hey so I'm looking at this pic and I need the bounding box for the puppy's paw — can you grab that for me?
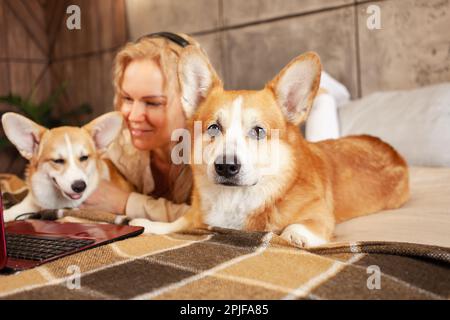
[280,224,327,248]
[129,218,171,235]
[3,214,14,223]
[3,210,18,223]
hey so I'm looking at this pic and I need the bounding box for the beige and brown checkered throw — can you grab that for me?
[1,174,449,299]
[1,227,449,300]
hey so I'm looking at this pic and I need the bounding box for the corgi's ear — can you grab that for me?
[1,112,47,160]
[267,52,322,125]
[83,112,123,152]
[178,47,222,119]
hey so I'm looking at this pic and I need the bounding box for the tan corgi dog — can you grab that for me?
[1,112,133,222]
[130,49,409,247]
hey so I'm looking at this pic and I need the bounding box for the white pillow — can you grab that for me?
[339,83,450,167]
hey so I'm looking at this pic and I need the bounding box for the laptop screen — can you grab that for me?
[0,189,7,269]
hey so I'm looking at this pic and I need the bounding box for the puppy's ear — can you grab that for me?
[267,52,322,125]
[83,112,123,152]
[178,47,222,119]
[1,112,47,160]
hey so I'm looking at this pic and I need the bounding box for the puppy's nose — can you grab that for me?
[71,180,86,193]
[214,155,241,178]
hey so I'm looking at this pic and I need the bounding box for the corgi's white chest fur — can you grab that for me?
[200,184,268,229]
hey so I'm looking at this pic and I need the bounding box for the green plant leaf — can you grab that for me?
[0,94,25,111]
[0,136,12,150]
[0,93,42,121]
[1,82,94,131]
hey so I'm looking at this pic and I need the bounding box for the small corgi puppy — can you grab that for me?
[1,112,133,222]
[130,49,409,247]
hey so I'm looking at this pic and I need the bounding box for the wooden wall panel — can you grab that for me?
[52,0,126,59]
[4,2,33,60]
[1,0,49,98]
[101,52,116,113]
[49,0,128,119]
[8,63,31,96]
[0,0,49,101]
[0,0,55,174]
[4,0,48,58]
[24,0,46,28]
[29,64,52,105]
[50,50,118,120]
[98,0,114,50]
[0,63,10,96]
[0,1,7,59]
[113,0,128,44]
[45,0,67,54]
[50,59,88,118]
[0,1,10,111]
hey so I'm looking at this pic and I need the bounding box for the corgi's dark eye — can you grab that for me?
[207,124,221,137]
[79,155,89,162]
[52,159,65,164]
[249,126,266,140]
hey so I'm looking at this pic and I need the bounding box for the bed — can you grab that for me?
[0,165,449,300]
[334,166,450,248]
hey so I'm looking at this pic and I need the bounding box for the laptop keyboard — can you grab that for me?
[5,233,95,262]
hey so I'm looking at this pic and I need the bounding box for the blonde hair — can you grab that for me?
[112,33,204,204]
[113,33,203,111]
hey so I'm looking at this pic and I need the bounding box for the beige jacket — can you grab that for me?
[105,128,192,222]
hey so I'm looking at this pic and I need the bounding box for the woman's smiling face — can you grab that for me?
[120,58,178,151]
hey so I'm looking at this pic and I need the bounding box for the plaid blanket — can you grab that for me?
[0,228,449,300]
[1,174,449,300]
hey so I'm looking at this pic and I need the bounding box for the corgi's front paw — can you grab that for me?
[280,224,327,248]
[3,214,14,223]
[3,209,19,223]
[129,218,171,235]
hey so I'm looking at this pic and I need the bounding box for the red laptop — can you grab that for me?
[0,188,144,271]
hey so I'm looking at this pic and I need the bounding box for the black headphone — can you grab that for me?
[137,31,190,48]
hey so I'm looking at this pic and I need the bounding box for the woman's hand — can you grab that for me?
[80,180,130,214]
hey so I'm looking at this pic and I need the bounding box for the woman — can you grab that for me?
[82,33,203,222]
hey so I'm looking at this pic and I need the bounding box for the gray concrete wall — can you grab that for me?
[126,0,450,98]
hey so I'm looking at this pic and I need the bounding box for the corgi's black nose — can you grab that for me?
[71,180,86,193]
[214,156,241,178]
